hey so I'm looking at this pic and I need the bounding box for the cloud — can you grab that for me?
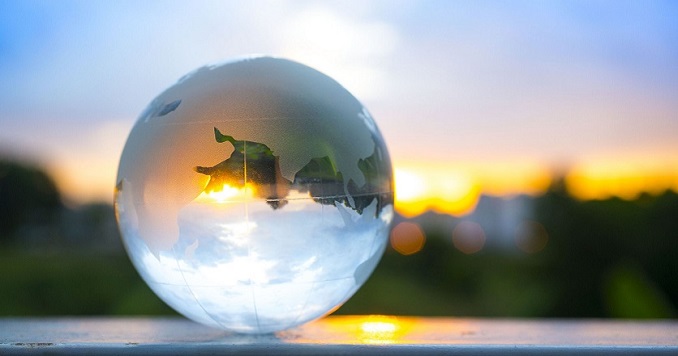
[0,1,676,203]
[270,5,399,102]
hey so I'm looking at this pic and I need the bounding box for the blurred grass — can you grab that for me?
[0,249,175,316]
[1,244,555,318]
[339,240,557,317]
[0,244,675,318]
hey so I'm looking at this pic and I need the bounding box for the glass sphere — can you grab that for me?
[114,57,394,334]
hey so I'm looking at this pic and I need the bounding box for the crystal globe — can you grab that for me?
[114,57,394,334]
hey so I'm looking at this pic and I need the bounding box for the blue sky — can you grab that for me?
[1,0,677,203]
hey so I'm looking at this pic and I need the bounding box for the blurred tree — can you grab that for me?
[535,178,677,318]
[0,159,62,244]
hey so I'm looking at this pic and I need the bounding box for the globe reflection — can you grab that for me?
[115,57,393,333]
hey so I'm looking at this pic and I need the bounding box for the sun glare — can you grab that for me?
[394,166,480,217]
[356,316,409,344]
[394,169,426,202]
[360,320,398,333]
[196,183,255,203]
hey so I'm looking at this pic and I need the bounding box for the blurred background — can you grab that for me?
[1,0,677,318]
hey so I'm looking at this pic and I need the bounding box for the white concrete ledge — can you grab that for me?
[1,316,677,355]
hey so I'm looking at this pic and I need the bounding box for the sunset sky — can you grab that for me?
[1,1,677,216]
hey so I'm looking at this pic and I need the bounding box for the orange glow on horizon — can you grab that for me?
[566,158,678,200]
[393,162,550,217]
[392,158,677,217]
[394,167,480,217]
[47,154,677,209]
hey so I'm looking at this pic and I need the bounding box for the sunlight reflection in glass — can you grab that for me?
[195,183,256,203]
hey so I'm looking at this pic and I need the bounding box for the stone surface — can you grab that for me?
[1,316,677,355]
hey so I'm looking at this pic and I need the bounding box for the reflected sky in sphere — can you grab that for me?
[114,57,394,333]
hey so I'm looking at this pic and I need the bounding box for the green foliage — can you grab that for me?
[338,237,556,317]
[0,250,175,316]
[533,187,678,318]
[603,263,675,318]
[0,160,61,243]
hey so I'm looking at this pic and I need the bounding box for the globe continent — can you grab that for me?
[115,57,394,333]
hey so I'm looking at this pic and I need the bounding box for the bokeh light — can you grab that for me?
[514,220,549,254]
[389,221,426,256]
[452,221,486,255]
